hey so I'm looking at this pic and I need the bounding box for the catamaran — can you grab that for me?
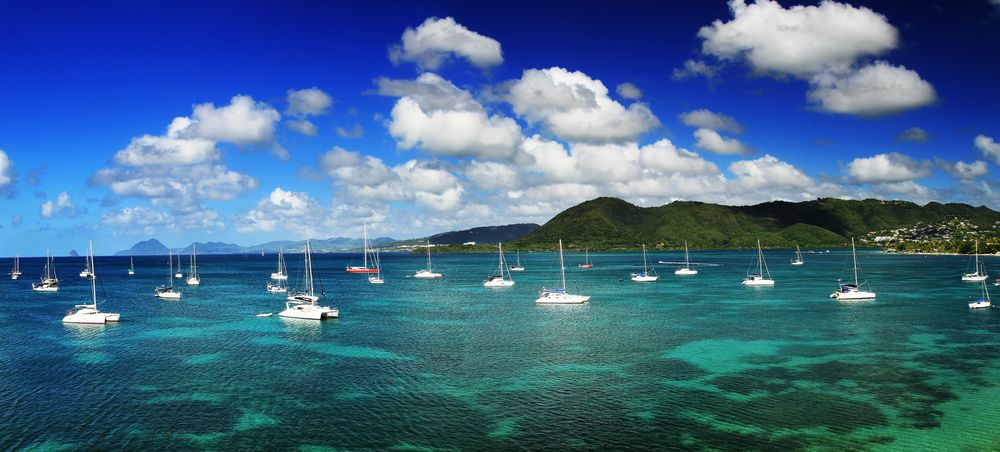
[630,244,659,282]
[174,252,183,279]
[186,244,200,285]
[267,248,289,293]
[962,240,988,282]
[32,252,59,292]
[791,245,805,266]
[128,256,135,275]
[536,239,590,304]
[63,241,120,324]
[346,222,379,273]
[742,239,775,286]
[509,250,525,272]
[674,241,698,275]
[79,247,94,278]
[830,238,876,300]
[970,277,992,309]
[368,248,385,284]
[414,239,442,279]
[9,253,21,280]
[155,250,182,299]
[578,248,594,268]
[280,238,338,320]
[484,242,515,287]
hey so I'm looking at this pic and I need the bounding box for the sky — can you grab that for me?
[2,0,1000,255]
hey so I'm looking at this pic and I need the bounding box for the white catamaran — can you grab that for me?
[63,241,120,324]
[742,239,775,286]
[536,239,590,304]
[674,241,698,275]
[10,253,21,280]
[414,239,442,279]
[484,242,515,287]
[155,250,182,299]
[830,238,876,301]
[962,240,988,282]
[267,248,288,293]
[280,238,338,320]
[791,245,805,266]
[186,244,200,285]
[630,244,659,282]
[32,252,59,292]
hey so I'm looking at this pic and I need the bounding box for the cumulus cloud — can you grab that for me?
[191,95,281,145]
[506,67,660,143]
[389,17,503,70]
[91,164,258,211]
[236,187,323,233]
[679,109,744,134]
[41,191,77,218]
[335,124,364,139]
[672,59,718,80]
[377,73,521,160]
[286,119,318,136]
[937,158,988,179]
[975,134,1000,165]
[286,87,333,117]
[897,127,930,143]
[729,154,812,190]
[693,128,751,155]
[102,206,222,234]
[807,62,937,116]
[616,82,643,100]
[847,152,932,183]
[0,149,13,197]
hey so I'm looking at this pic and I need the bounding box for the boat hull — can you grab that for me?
[414,271,442,279]
[630,275,659,282]
[346,267,379,273]
[484,279,515,287]
[368,277,385,284]
[155,289,182,299]
[279,303,339,320]
[791,261,804,266]
[674,268,698,275]
[962,274,988,282]
[742,279,775,286]
[186,277,200,285]
[32,284,59,292]
[535,291,590,304]
[831,291,876,300]
[578,264,593,269]
[509,266,525,272]
[270,273,288,280]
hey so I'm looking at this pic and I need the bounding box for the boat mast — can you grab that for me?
[498,242,505,276]
[305,239,314,299]
[363,222,369,268]
[559,239,566,291]
[976,240,981,275]
[89,241,97,307]
[642,244,648,273]
[426,239,432,272]
[168,250,174,287]
[684,242,690,268]
[852,237,859,286]
[757,239,763,275]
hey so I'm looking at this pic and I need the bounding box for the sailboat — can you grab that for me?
[536,239,590,304]
[962,240,988,282]
[674,241,698,275]
[969,278,992,309]
[414,239,442,279]
[174,252,183,279]
[79,247,94,278]
[509,250,525,272]
[346,222,379,273]
[32,252,59,292]
[742,239,775,286]
[630,244,659,282]
[267,248,289,293]
[128,256,135,275]
[186,244,200,285]
[155,250,182,299]
[578,248,594,268]
[63,241,120,324]
[9,253,21,280]
[791,245,805,266]
[484,242,515,287]
[368,248,385,284]
[280,238,338,319]
[830,238,876,300]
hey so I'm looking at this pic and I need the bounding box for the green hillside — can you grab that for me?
[511,197,1000,251]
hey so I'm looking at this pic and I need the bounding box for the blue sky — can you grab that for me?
[2,0,1000,255]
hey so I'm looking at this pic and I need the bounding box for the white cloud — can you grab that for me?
[729,154,812,190]
[847,152,932,183]
[897,127,930,143]
[389,17,503,70]
[286,119,317,136]
[0,149,13,188]
[114,134,218,166]
[236,187,322,233]
[679,109,744,134]
[285,87,333,117]
[672,59,717,80]
[41,191,76,218]
[937,159,988,179]
[698,0,897,77]
[975,134,1000,165]
[638,139,720,175]
[506,67,660,143]
[807,62,937,116]
[464,161,520,190]
[616,82,643,100]
[320,147,395,186]
[91,164,258,211]
[378,73,521,160]
[335,124,364,139]
[191,95,281,145]
[873,180,934,200]
[693,128,751,155]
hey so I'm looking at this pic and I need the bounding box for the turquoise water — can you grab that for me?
[3,249,1000,450]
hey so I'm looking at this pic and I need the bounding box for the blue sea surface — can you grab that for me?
[3,249,1000,450]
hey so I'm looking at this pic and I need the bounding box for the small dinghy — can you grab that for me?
[256,312,273,317]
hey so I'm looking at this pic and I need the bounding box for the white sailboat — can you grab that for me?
[63,241,120,324]
[346,222,379,274]
[174,252,183,279]
[830,238,876,300]
[155,250,182,299]
[962,240,988,282]
[742,239,775,286]
[536,239,590,304]
[186,244,200,285]
[280,238,338,320]
[484,242,515,287]
[509,250,525,272]
[414,239,442,279]
[368,248,385,284]
[578,248,594,268]
[630,244,659,282]
[9,253,21,280]
[79,247,94,279]
[267,248,289,293]
[674,241,698,275]
[128,256,135,275]
[791,245,805,266]
[32,252,59,292]
[969,278,992,309]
